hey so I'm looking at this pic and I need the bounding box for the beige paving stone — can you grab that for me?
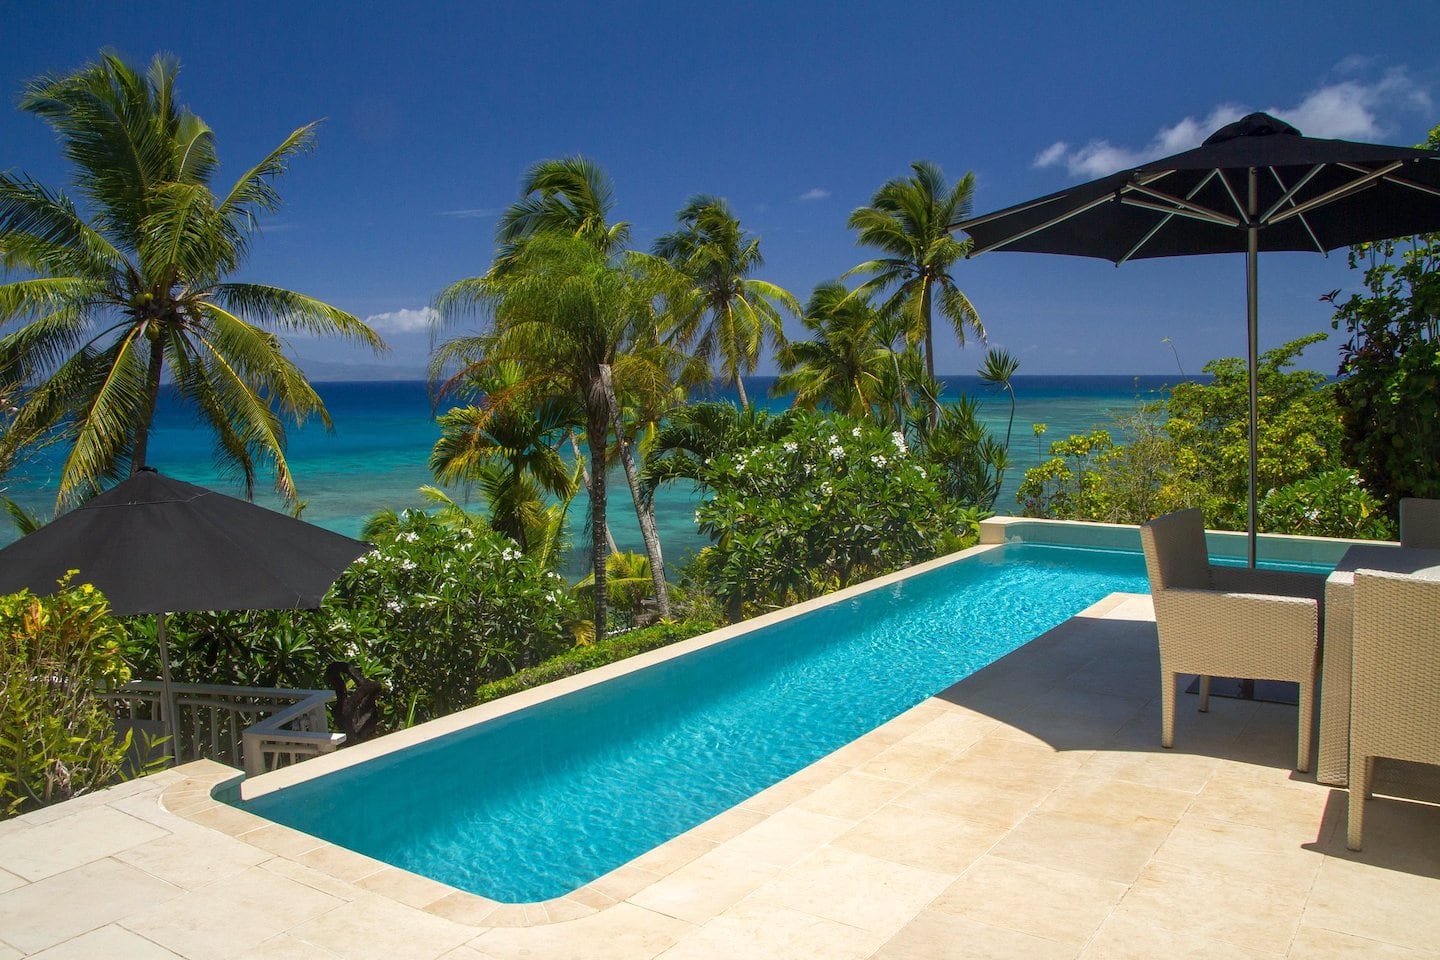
[1114,859,1307,956]
[239,822,327,859]
[992,688,1149,751]
[832,803,1007,874]
[586,862,667,902]
[28,924,184,959]
[1081,907,1283,959]
[930,855,1126,945]
[716,806,850,870]
[1037,774,1197,826]
[656,900,883,960]
[870,908,1076,960]
[856,739,962,784]
[1078,745,1219,794]
[231,934,344,959]
[686,806,766,844]
[0,943,19,960]
[793,770,909,821]
[0,805,168,881]
[434,946,490,960]
[293,843,390,884]
[115,828,270,889]
[898,710,997,753]
[629,845,782,925]
[471,902,692,960]
[0,867,24,894]
[755,844,951,937]
[989,810,1175,885]
[542,897,596,922]
[1288,924,1431,958]
[566,884,619,911]
[289,893,476,960]
[894,771,1049,830]
[627,832,717,878]
[1187,773,1332,835]
[259,854,367,901]
[353,865,456,910]
[1151,815,1325,891]
[185,801,270,837]
[423,891,502,926]
[1302,856,1440,954]
[122,863,344,960]
[739,775,816,815]
[0,858,180,954]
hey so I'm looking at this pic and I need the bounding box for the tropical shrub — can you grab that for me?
[0,579,136,817]
[688,413,973,619]
[1259,469,1396,541]
[141,510,578,727]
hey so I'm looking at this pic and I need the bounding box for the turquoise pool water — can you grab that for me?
[239,543,1151,902]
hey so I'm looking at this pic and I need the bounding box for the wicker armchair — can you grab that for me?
[1399,498,1440,549]
[1139,509,1325,771]
[1347,569,1440,850]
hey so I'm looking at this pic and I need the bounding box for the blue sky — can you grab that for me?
[3,1,1437,378]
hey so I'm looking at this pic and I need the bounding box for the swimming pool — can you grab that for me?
[238,542,1150,902]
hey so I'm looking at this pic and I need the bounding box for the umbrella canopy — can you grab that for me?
[0,468,371,614]
[953,112,1440,561]
[0,468,372,757]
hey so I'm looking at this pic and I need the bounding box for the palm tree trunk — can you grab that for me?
[568,432,619,555]
[130,333,166,474]
[734,373,749,409]
[600,364,672,620]
[921,281,939,430]
[583,404,609,640]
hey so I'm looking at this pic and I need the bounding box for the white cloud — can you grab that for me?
[1037,64,1432,178]
[439,207,499,218]
[1033,141,1068,168]
[798,187,830,201]
[364,306,438,334]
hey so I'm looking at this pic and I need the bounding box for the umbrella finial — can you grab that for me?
[1203,112,1302,146]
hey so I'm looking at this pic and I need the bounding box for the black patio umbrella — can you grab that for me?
[0,468,372,750]
[954,112,1440,562]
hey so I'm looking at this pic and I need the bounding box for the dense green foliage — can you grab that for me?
[0,52,382,509]
[473,618,719,706]
[685,413,977,618]
[133,511,577,727]
[1329,130,1440,511]
[1017,336,1371,537]
[1,579,139,816]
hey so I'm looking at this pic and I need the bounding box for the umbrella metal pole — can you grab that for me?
[158,612,179,765]
[1246,168,1260,568]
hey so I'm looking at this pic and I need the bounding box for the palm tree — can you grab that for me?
[774,283,898,419]
[494,156,631,270]
[434,232,664,638]
[652,196,799,407]
[0,52,383,508]
[429,363,578,554]
[977,348,1020,448]
[846,160,984,422]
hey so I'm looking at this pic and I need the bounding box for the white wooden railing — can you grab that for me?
[100,681,344,777]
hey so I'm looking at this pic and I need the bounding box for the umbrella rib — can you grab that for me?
[1376,171,1440,200]
[967,191,1117,256]
[1270,161,1405,224]
[1118,170,1222,265]
[1264,167,1326,253]
[1123,184,1241,227]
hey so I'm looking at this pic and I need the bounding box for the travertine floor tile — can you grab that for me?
[753,845,951,937]
[1187,773,1331,835]
[1037,774,1196,825]
[931,855,1125,945]
[470,902,691,960]
[28,924,184,959]
[0,858,180,954]
[629,845,781,925]
[1151,816,1324,891]
[1081,908,1283,959]
[1114,860,1307,956]
[289,893,476,960]
[0,805,167,881]
[115,828,269,889]
[122,864,343,960]
[1288,924,1431,958]
[1302,857,1440,954]
[0,867,24,894]
[989,811,1174,884]
[656,900,883,960]
[232,933,345,959]
[832,803,1006,874]
[793,770,908,821]
[870,908,1076,960]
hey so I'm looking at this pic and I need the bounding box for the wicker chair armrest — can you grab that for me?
[1153,588,1319,679]
[1210,565,1326,602]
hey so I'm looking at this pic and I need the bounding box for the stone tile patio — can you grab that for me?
[2,593,1438,959]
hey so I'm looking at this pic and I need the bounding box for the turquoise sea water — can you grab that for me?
[239,542,1151,902]
[0,375,1180,575]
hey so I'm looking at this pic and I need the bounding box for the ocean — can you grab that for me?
[0,376,1179,577]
